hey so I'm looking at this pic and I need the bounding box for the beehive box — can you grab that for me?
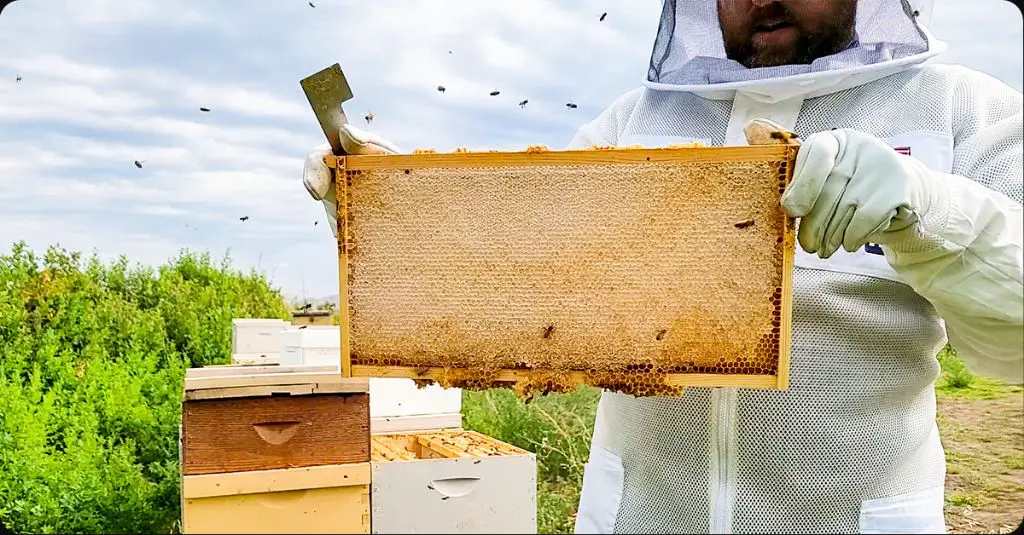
[181,365,370,476]
[292,309,335,326]
[327,145,797,397]
[181,463,371,534]
[370,430,536,533]
[231,318,288,364]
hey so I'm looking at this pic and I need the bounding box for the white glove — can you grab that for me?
[782,128,941,259]
[302,124,402,237]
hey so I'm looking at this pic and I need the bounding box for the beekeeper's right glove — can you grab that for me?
[303,124,402,237]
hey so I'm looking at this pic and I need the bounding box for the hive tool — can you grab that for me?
[300,62,354,156]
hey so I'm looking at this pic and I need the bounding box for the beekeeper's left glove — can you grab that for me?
[782,128,944,259]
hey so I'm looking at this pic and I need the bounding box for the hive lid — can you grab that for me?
[183,364,366,399]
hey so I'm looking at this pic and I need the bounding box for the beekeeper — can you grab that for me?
[301,0,1023,532]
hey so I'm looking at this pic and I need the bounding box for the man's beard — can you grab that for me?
[723,3,856,68]
[728,31,849,68]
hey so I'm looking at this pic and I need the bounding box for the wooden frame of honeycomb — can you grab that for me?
[324,144,797,397]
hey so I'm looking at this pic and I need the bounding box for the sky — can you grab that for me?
[0,0,1021,303]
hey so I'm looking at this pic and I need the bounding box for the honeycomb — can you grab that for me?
[336,145,795,397]
[371,430,527,462]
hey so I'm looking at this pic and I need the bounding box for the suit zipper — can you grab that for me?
[710,388,736,534]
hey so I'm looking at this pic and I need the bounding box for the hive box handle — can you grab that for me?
[427,477,481,499]
[252,421,303,445]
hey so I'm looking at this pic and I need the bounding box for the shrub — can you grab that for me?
[0,242,291,534]
[937,345,975,390]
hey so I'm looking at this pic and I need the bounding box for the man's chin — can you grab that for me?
[745,50,801,69]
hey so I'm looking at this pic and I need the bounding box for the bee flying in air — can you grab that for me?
[566,102,578,109]
[309,1,315,7]
[518,99,528,108]
[365,112,374,124]
[437,85,446,93]
[599,12,607,21]
[199,107,211,112]
[489,90,501,96]
[15,75,21,83]
[239,216,249,222]
[133,160,146,169]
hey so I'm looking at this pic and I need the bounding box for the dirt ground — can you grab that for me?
[938,392,1024,534]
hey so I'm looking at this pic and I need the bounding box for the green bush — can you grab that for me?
[0,242,291,534]
[937,345,975,389]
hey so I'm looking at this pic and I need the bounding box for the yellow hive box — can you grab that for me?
[181,463,371,534]
[326,145,797,397]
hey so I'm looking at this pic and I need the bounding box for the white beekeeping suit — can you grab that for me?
[565,1,1023,533]
[301,0,1022,532]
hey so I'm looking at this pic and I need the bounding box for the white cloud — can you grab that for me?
[0,0,1020,302]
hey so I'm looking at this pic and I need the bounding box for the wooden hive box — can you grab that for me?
[181,463,371,534]
[181,366,371,476]
[326,144,797,397]
[292,309,335,326]
[370,429,536,533]
[180,366,373,534]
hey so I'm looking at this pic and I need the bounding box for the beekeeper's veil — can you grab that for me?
[643,0,947,101]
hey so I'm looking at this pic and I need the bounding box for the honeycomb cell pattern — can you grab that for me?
[371,429,527,462]
[338,146,795,397]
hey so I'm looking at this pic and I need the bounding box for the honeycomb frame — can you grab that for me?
[325,145,797,397]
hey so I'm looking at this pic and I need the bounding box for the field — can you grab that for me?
[0,242,1020,534]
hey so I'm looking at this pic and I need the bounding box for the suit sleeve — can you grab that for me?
[885,69,1023,384]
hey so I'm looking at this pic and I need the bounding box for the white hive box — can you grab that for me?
[278,326,340,368]
[231,318,288,364]
[370,430,537,534]
[277,326,464,433]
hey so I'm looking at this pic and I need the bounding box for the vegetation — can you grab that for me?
[0,242,289,534]
[0,242,1019,534]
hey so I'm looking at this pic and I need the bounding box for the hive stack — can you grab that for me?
[179,365,372,534]
[182,320,539,533]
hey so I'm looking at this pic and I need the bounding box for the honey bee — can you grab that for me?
[599,12,607,21]
[365,111,374,124]
[770,131,800,143]
[490,89,501,96]
[133,160,146,169]
[566,102,578,109]
[437,85,446,93]
[518,99,528,108]
[199,107,211,112]
[734,219,755,229]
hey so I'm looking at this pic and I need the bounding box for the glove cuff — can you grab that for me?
[884,170,953,257]
[322,197,339,239]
